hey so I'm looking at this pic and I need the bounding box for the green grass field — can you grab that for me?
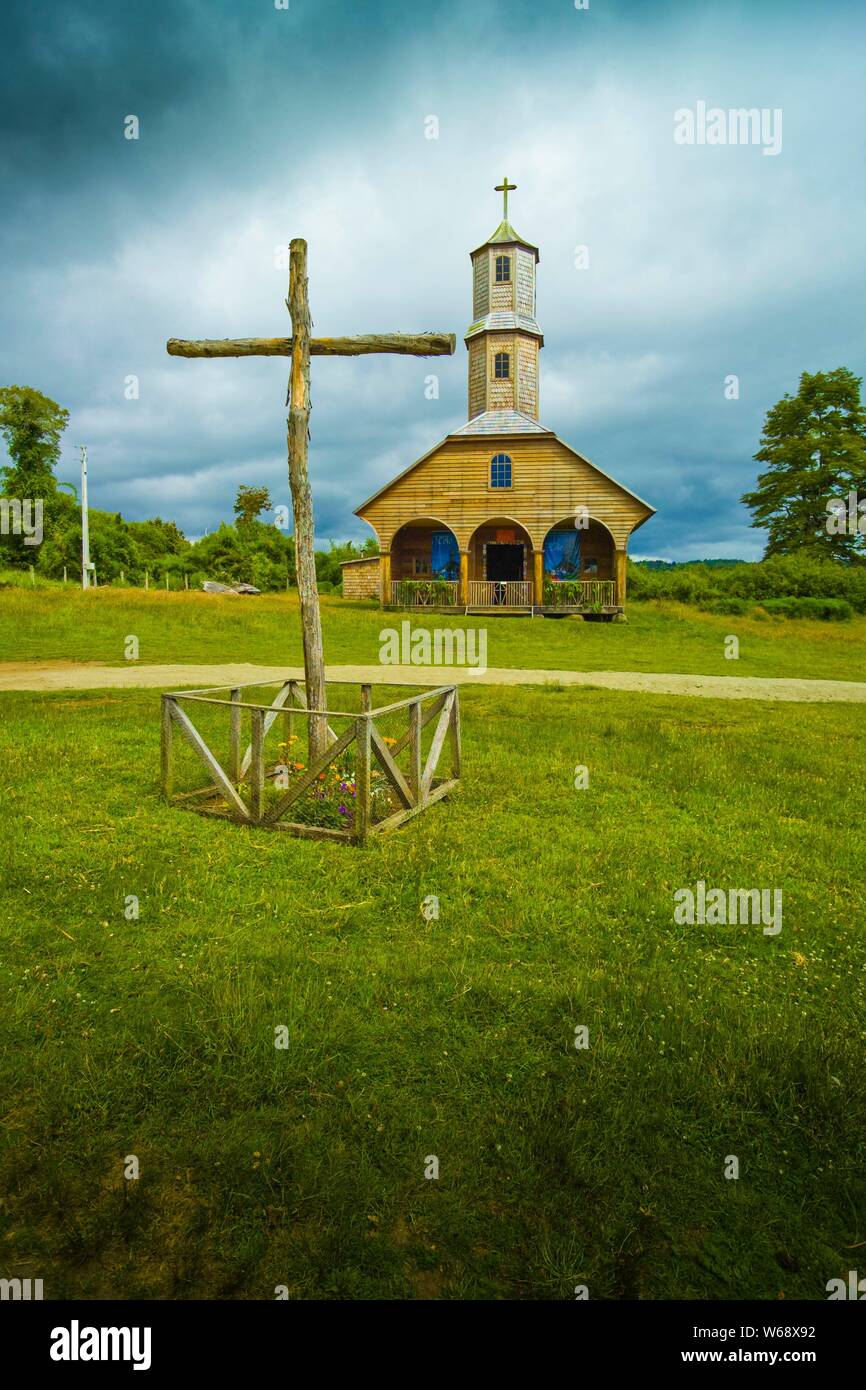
[1,672,864,1299]
[2,582,866,681]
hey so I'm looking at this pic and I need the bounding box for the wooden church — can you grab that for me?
[341,180,655,615]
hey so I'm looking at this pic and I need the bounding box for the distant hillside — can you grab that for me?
[634,559,749,571]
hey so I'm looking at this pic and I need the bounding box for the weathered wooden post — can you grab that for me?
[166,239,455,784]
[354,713,371,846]
[161,696,174,797]
[287,240,327,763]
[249,708,265,821]
[408,701,422,804]
[229,688,242,782]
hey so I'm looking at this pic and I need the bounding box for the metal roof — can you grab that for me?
[465,311,543,343]
[470,220,540,262]
[449,410,552,436]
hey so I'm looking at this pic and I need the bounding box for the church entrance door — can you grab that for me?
[485,543,524,581]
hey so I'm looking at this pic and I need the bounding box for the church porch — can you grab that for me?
[536,518,624,618]
[387,519,461,608]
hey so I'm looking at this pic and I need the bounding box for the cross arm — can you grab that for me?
[166,333,456,359]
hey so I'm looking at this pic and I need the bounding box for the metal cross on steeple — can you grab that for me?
[495,176,517,220]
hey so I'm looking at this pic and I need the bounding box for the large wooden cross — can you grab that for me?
[495,177,517,220]
[168,238,455,760]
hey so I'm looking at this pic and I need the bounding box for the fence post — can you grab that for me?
[354,714,371,845]
[408,700,422,806]
[229,688,242,781]
[286,680,298,750]
[249,709,265,822]
[161,696,174,797]
[449,688,461,779]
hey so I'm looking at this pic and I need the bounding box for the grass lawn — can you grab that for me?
[1,583,866,681]
[0,682,863,1299]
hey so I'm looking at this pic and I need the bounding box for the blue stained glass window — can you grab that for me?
[431,531,459,580]
[544,530,581,580]
[490,453,512,488]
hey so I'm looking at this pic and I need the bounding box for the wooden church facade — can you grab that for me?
[343,184,655,615]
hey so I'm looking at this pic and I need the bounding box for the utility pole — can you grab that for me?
[79,445,92,589]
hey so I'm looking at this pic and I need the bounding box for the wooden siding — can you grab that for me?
[358,434,653,552]
[516,249,535,316]
[340,556,381,598]
[472,252,489,320]
[516,337,538,417]
[468,339,486,419]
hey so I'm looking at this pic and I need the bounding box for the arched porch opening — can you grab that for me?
[542,517,619,611]
[388,517,461,607]
[467,517,534,607]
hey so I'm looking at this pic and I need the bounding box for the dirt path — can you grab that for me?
[1,660,865,702]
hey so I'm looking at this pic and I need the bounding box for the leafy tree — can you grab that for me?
[234,485,273,527]
[314,538,379,587]
[0,386,69,568]
[0,385,69,496]
[741,369,866,560]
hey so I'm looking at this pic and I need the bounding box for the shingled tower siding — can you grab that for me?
[466,225,543,420]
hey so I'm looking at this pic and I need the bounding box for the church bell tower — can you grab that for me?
[465,177,543,421]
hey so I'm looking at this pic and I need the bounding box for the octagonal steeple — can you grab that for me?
[465,178,543,421]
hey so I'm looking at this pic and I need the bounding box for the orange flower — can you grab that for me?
[382,736,397,747]
[294,762,305,771]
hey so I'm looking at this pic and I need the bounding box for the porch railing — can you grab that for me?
[544,579,617,608]
[391,579,459,607]
[467,579,532,606]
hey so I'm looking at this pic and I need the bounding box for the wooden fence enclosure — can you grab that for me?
[161,679,461,845]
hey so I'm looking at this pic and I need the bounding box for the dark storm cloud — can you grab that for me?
[1,0,864,558]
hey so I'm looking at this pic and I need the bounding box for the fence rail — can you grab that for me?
[545,579,617,608]
[390,580,459,607]
[467,579,532,606]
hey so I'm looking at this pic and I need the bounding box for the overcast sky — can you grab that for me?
[2,0,864,559]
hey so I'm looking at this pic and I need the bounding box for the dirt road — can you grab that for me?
[1,661,865,702]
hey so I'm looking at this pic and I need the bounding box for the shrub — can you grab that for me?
[629,556,866,613]
[699,595,749,615]
[759,596,853,621]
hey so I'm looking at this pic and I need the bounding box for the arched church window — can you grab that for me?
[495,254,511,283]
[490,454,512,489]
[494,351,510,379]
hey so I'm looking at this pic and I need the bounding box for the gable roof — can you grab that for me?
[354,418,656,518]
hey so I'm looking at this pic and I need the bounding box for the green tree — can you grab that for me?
[0,385,69,496]
[234,485,273,527]
[0,386,70,568]
[741,369,866,560]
